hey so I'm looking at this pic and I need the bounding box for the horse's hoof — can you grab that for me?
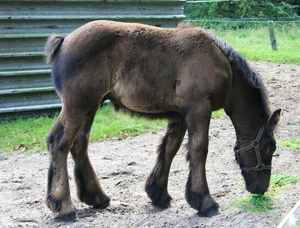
[55,208,78,222]
[94,196,111,209]
[197,202,220,217]
[151,194,172,208]
[79,190,111,209]
[145,181,172,208]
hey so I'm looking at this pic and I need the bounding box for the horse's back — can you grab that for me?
[50,20,232,113]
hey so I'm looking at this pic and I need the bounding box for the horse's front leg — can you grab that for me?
[70,113,110,209]
[45,111,86,221]
[145,116,186,208]
[185,105,219,216]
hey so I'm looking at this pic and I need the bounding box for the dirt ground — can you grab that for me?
[0,61,299,228]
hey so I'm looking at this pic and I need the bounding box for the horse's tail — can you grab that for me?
[45,34,65,63]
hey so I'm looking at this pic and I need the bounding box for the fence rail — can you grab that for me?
[0,0,185,118]
[186,0,239,2]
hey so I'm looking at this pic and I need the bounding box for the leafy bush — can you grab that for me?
[184,0,300,22]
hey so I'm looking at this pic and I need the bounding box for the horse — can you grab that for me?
[44,20,281,221]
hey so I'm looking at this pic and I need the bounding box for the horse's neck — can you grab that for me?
[225,76,265,143]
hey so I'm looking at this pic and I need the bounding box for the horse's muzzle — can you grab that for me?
[246,183,267,195]
[242,170,270,195]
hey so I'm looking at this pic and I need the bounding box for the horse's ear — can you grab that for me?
[267,109,282,133]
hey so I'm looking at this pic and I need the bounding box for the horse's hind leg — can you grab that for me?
[45,108,87,221]
[70,111,110,209]
[145,116,186,208]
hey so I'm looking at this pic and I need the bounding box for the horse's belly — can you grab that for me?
[114,87,180,113]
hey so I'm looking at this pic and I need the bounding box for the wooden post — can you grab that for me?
[268,21,277,50]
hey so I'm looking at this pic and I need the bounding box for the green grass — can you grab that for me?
[211,109,226,118]
[232,174,299,213]
[232,194,273,212]
[0,115,56,153]
[89,104,167,142]
[278,139,300,152]
[0,105,226,154]
[0,104,167,154]
[210,24,300,65]
[270,174,299,188]
[183,22,300,64]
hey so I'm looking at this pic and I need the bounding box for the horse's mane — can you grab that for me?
[207,32,271,118]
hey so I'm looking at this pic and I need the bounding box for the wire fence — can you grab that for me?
[183,18,300,29]
[186,0,240,2]
[183,19,300,51]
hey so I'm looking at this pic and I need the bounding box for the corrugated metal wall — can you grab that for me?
[0,0,186,118]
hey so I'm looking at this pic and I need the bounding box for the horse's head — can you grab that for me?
[235,109,281,195]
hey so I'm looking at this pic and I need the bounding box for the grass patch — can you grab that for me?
[0,104,227,154]
[0,104,167,154]
[232,194,273,212]
[89,104,167,142]
[0,115,56,153]
[232,174,298,213]
[212,109,226,118]
[278,139,300,152]
[210,25,300,65]
[270,174,299,188]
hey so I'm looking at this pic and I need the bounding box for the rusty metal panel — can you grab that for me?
[0,0,186,118]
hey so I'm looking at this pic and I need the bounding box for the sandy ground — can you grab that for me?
[0,61,299,228]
